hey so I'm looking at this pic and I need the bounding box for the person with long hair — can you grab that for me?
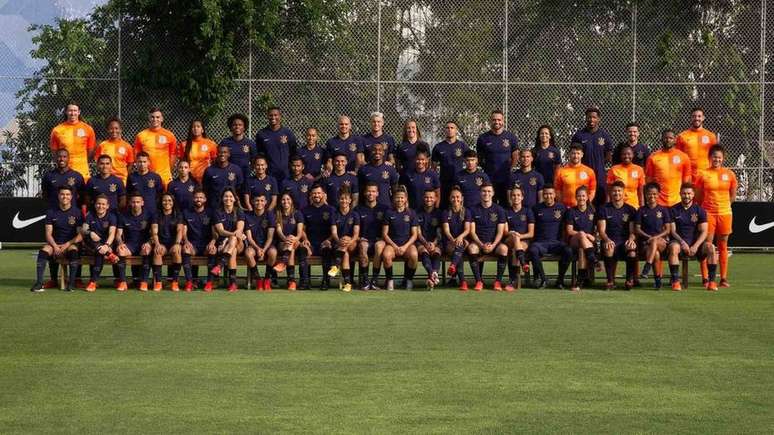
[50,101,96,183]
[331,186,360,292]
[150,192,184,291]
[379,187,419,290]
[244,193,277,291]
[442,185,472,291]
[180,119,218,183]
[504,187,534,291]
[564,186,596,292]
[210,188,245,292]
[167,159,198,212]
[532,125,561,187]
[396,119,430,174]
[273,192,306,291]
[508,148,544,209]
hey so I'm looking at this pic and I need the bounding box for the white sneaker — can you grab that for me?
[386,279,394,291]
[342,283,352,292]
[431,271,439,286]
[328,265,339,277]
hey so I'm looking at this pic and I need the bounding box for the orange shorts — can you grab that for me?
[707,213,733,236]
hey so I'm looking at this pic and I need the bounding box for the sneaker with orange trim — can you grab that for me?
[504,283,515,292]
[707,281,718,292]
[184,281,193,292]
[273,262,286,273]
[493,280,503,291]
[203,281,214,292]
[139,282,149,292]
[288,280,297,291]
[210,264,221,277]
[86,281,97,292]
[263,278,272,292]
[459,281,469,292]
[474,281,484,292]
[256,278,264,291]
[153,281,162,292]
[671,281,682,292]
[227,282,238,292]
[170,281,180,292]
[116,281,128,292]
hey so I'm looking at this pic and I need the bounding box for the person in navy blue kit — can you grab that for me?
[596,181,638,290]
[432,121,469,207]
[220,113,257,189]
[31,186,84,293]
[416,189,443,289]
[167,160,198,212]
[379,187,419,291]
[400,147,440,209]
[667,183,717,291]
[81,195,119,292]
[256,106,297,182]
[295,127,325,179]
[468,183,508,291]
[442,186,473,290]
[202,145,244,210]
[243,154,278,211]
[362,112,397,164]
[181,188,217,291]
[42,148,85,210]
[509,148,544,208]
[210,188,245,292]
[532,125,562,188]
[86,154,126,211]
[358,142,399,207]
[476,110,519,205]
[454,150,490,207]
[301,184,337,290]
[323,153,359,206]
[529,185,572,289]
[281,156,314,210]
[273,192,306,290]
[127,152,163,210]
[504,187,534,291]
[149,192,184,291]
[244,193,277,291]
[115,192,155,291]
[571,107,614,206]
[325,115,364,173]
[635,182,672,289]
[396,119,430,175]
[356,182,387,290]
[330,186,360,291]
[564,186,596,292]
[613,122,650,167]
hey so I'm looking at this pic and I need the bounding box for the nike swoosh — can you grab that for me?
[749,216,774,233]
[12,212,46,229]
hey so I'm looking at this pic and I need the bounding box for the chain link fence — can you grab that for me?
[1,0,772,199]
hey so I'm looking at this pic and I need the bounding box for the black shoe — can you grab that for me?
[535,278,547,289]
[30,282,44,293]
[554,279,565,290]
[320,279,329,291]
[654,276,662,290]
[299,280,311,290]
[640,263,652,279]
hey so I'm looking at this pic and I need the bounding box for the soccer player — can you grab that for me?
[150,192,184,291]
[358,142,399,207]
[509,148,544,209]
[362,111,397,164]
[30,186,84,293]
[127,151,164,210]
[454,150,490,207]
[281,155,314,210]
[676,107,718,180]
[645,129,692,206]
[396,119,430,174]
[243,154,278,211]
[504,186,534,291]
[596,181,638,290]
[330,186,360,291]
[570,107,614,206]
[355,182,388,290]
[180,119,218,183]
[400,147,440,209]
[606,144,645,208]
[554,144,596,207]
[273,192,306,290]
[210,188,245,292]
[42,148,85,210]
[323,153,359,206]
[468,183,508,291]
[442,186,473,290]
[529,185,572,289]
[85,154,126,211]
[49,102,96,182]
[476,110,519,204]
[694,145,737,287]
[94,117,134,183]
[181,188,217,291]
[133,107,177,186]
[668,183,717,291]
[81,194,118,292]
[220,113,257,189]
[635,182,672,289]
[432,121,469,207]
[115,192,154,291]
[244,193,277,291]
[295,127,326,179]
[202,145,244,210]
[301,184,337,289]
[256,106,297,182]
[325,115,364,173]
[416,189,443,289]
[613,122,650,167]
[380,187,419,290]
[532,125,562,188]
[167,160,198,212]
[564,186,596,292]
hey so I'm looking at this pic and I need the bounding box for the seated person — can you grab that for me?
[150,192,184,291]
[301,184,337,290]
[504,186,534,291]
[81,194,118,292]
[596,180,638,290]
[210,188,246,292]
[635,182,672,289]
[528,185,572,289]
[330,186,360,292]
[668,183,717,291]
[273,192,306,291]
[244,193,277,291]
[416,189,443,289]
[356,182,388,290]
[468,183,508,291]
[564,186,596,292]
[115,192,155,291]
[379,187,419,291]
[442,186,473,290]
[181,188,217,291]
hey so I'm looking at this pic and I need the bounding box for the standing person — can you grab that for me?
[503,187,534,291]
[94,117,134,184]
[596,181,638,290]
[81,194,118,292]
[532,125,562,188]
[85,154,126,211]
[454,150,490,208]
[400,147,440,210]
[362,111,397,164]
[564,186,596,292]
[115,193,155,291]
[396,119,430,174]
[694,145,737,288]
[416,189,443,289]
[509,148,544,209]
[43,149,86,210]
[179,119,218,183]
[570,107,614,206]
[432,121,469,207]
[323,153,359,206]
[330,186,360,292]
[325,115,364,173]
[243,155,279,211]
[295,127,325,179]
[676,107,718,180]
[301,185,337,290]
[606,144,645,208]
[220,113,257,189]
[554,144,596,208]
[355,182,388,290]
[529,186,572,289]
[379,187,419,291]
[181,188,217,292]
[30,186,84,293]
[635,182,672,289]
[127,152,164,210]
[467,183,508,291]
[281,156,314,210]
[667,183,717,291]
[167,160,198,212]
[256,106,297,183]
[49,102,96,183]
[150,192,184,291]
[358,142,399,207]
[210,188,245,292]
[645,129,692,207]
[133,107,177,187]
[202,145,244,211]
[243,194,277,291]
[442,186,472,290]
[613,122,650,167]
[273,192,306,291]
[476,110,519,205]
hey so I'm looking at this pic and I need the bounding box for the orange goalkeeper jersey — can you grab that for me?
[554,163,596,207]
[676,127,717,179]
[94,138,135,183]
[134,128,177,186]
[606,162,645,208]
[178,137,218,182]
[50,120,96,181]
[645,148,691,206]
[695,167,737,215]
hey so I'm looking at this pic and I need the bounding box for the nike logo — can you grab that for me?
[12,212,46,229]
[749,216,774,233]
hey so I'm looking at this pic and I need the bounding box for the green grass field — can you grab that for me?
[0,249,772,433]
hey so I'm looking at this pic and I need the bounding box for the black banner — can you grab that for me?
[730,202,774,247]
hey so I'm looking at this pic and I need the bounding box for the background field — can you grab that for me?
[0,249,772,433]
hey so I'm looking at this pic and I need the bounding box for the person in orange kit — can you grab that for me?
[694,145,737,288]
[606,144,645,208]
[645,129,692,207]
[676,106,717,180]
[179,119,218,183]
[134,107,177,187]
[554,144,596,207]
[49,101,96,182]
[94,117,134,184]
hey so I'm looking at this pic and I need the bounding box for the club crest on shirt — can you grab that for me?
[102,220,109,228]
[67,177,76,186]
[656,211,663,219]
[147,179,155,188]
[242,145,250,153]
[502,139,510,148]
[265,184,272,191]
[431,218,439,227]
[376,211,384,220]
[588,213,594,221]
[548,152,555,159]
[672,155,681,164]
[454,148,462,157]
[68,215,76,225]
[188,185,195,193]
[403,214,411,223]
[637,150,644,159]
[259,219,267,229]
[382,171,389,180]
[280,135,288,144]
[322,211,330,220]
[691,213,698,223]
[314,153,321,161]
[200,144,208,152]
[140,220,147,230]
[721,173,729,181]
[701,135,710,144]
[554,210,562,219]
[118,146,126,155]
[347,217,354,225]
[300,184,309,193]
[424,176,431,184]
[475,177,483,186]
[348,143,357,152]
[529,177,537,186]
[202,216,210,225]
[343,180,351,187]
[597,137,605,146]
[622,213,629,222]
[520,214,526,222]
[158,135,167,144]
[631,171,639,178]
[228,172,236,181]
[290,218,296,225]
[579,171,588,180]
[109,183,117,192]
[76,128,86,137]
[490,212,498,222]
